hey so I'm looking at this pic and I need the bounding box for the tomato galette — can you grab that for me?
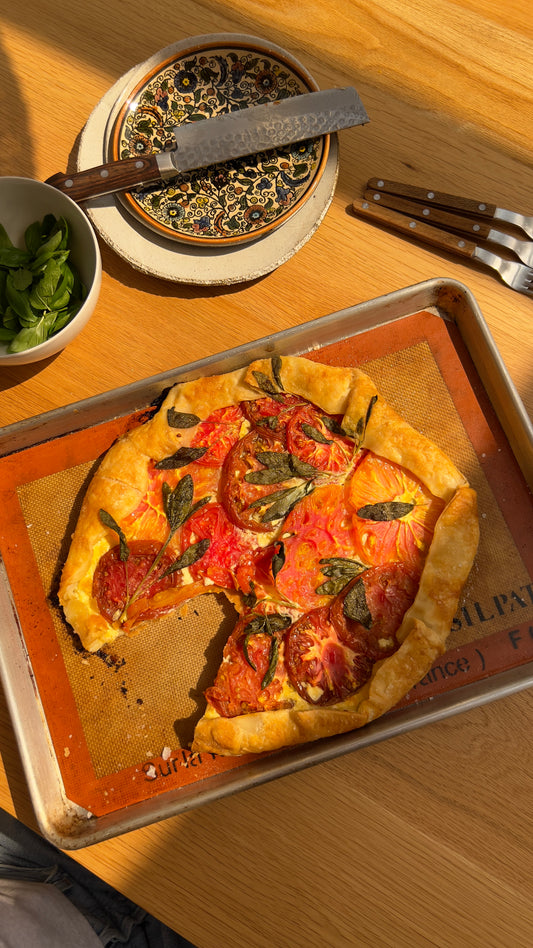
[59,355,479,756]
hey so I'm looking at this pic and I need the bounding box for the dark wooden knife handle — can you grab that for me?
[353,198,479,258]
[363,189,494,239]
[45,155,162,203]
[366,178,498,220]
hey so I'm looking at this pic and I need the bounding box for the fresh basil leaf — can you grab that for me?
[0,222,14,251]
[0,247,31,267]
[11,268,33,292]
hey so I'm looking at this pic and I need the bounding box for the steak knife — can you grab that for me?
[46,87,369,203]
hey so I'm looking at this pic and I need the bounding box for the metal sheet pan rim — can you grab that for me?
[1,277,532,848]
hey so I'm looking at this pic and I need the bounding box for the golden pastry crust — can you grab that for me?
[59,355,479,755]
[191,487,479,756]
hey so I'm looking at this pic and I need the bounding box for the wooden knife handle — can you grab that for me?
[363,190,494,239]
[45,155,163,203]
[352,198,479,259]
[366,178,498,220]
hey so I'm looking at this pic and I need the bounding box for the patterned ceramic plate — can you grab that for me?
[109,38,329,247]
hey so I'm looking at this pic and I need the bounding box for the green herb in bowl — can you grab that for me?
[0,214,87,353]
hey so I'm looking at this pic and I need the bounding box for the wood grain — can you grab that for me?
[1,2,532,946]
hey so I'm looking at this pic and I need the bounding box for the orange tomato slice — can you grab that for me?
[347,451,445,571]
[275,483,364,611]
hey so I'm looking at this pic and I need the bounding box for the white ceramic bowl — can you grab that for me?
[0,177,102,365]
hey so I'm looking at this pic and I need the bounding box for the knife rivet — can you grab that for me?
[458,240,466,247]
[373,193,381,201]
[409,221,417,228]
[478,203,486,211]
[376,179,384,187]
[135,160,145,168]
[64,179,74,188]
[422,208,430,216]
[473,224,480,232]
[427,192,435,199]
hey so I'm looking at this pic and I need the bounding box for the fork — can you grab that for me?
[367,178,533,241]
[352,198,533,296]
[363,189,533,267]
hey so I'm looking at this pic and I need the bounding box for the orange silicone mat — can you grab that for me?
[0,309,532,821]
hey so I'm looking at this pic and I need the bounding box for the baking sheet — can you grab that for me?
[1,278,532,848]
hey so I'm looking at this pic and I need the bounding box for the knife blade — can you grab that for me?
[46,87,369,204]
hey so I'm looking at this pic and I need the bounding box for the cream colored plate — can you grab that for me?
[77,34,339,285]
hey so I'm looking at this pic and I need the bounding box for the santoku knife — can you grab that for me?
[46,87,369,203]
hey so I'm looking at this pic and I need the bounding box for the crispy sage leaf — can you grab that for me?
[354,394,378,446]
[343,579,372,629]
[357,501,414,521]
[271,542,285,579]
[98,508,129,562]
[271,355,284,391]
[244,450,319,486]
[242,582,258,611]
[160,538,210,577]
[315,556,367,595]
[321,415,347,437]
[166,408,201,429]
[256,414,279,430]
[302,423,332,445]
[260,481,315,522]
[261,637,280,689]
[155,446,207,469]
[242,612,292,677]
[252,369,285,402]
[164,474,194,532]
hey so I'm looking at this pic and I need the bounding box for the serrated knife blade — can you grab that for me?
[46,87,369,203]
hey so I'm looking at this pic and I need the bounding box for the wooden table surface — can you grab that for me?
[1,1,532,946]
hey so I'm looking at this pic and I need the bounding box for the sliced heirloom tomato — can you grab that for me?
[347,452,445,572]
[190,404,247,466]
[205,611,293,717]
[221,425,301,533]
[286,403,355,475]
[286,562,418,705]
[275,483,366,611]
[92,540,179,625]
[180,501,258,589]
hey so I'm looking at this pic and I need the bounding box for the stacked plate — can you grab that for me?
[79,33,339,285]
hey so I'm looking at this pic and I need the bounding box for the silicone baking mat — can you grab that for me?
[1,308,532,826]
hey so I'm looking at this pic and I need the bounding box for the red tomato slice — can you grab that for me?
[347,452,445,571]
[275,483,364,611]
[286,562,418,705]
[233,544,280,600]
[286,404,354,474]
[330,562,419,658]
[92,540,178,624]
[205,612,292,717]
[181,502,257,588]
[122,464,218,547]
[190,404,246,466]
[221,426,291,532]
[285,606,373,705]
